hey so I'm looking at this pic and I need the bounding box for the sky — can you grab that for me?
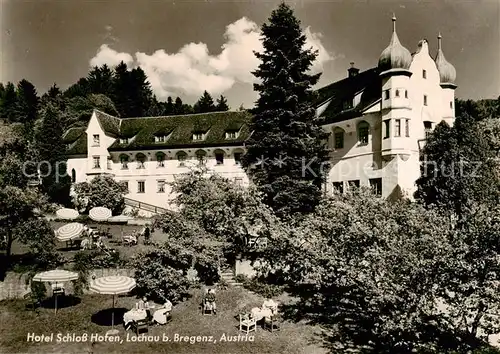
[1,0,499,109]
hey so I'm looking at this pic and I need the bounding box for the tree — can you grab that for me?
[72,175,127,214]
[173,97,184,114]
[15,79,39,126]
[64,78,90,99]
[35,103,71,205]
[215,95,230,111]
[0,186,41,257]
[165,96,174,115]
[0,82,18,122]
[193,91,216,113]
[87,64,114,97]
[415,114,500,222]
[242,2,330,217]
[63,93,119,127]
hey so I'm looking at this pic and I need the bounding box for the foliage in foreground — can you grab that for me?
[71,175,127,214]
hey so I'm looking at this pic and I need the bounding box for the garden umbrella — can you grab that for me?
[33,269,79,314]
[90,276,136,335]
[89,207,112,222]
[56,223,84,243]
[56,208,79,220]
[107,215,132,238]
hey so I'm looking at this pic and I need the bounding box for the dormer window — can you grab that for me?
[155,135,167,143]
[93,134,100,146]
[395,89,400,97]
[225,131,238,139]
[120,138,129,144]
[193,133,204,141]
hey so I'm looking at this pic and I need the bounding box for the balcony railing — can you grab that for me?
[124,197,169,214]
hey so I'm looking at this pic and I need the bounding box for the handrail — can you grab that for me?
[124,197,169,214]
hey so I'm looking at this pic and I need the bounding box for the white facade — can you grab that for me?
[66,26,456,207]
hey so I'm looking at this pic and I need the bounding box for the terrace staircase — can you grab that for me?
[220,271,243,288]
[124,197,169,215]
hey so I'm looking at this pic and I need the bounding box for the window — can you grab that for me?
[121,181,128,192]
[450,101,453,109]
[155,135,166,143]
[157,180,165,193]
[195,150,207,165]
[71,169,76,183]
[93,134,100,146]
[120,155,129,169]
[156,153,165,167]
[358,121,369,144]
[234,152,243,165]
[423,95,428,106]
[332,182,344,193]
[215,151,224,165]
[369,178,382,196]
[120,138,129,144]
[405,90,408,99]
[92,156,100,169]
[383,120,390,139]
[334,128,344,149]
[422,69,427,79]
[136,154,146,169]
[394,119,401,137]
[348,180,360,189]
[225,131,237,139]
[405,119,410,137]
[384,90,390,100]
[177,151,187,166]
[193,133,204,141]
[424,121,432,139]
[234,177,243,186]
[395,89,400,97]
[137,181,145,193]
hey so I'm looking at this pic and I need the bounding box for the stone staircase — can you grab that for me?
[220,271,243,288]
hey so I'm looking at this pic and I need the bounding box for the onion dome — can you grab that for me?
[378,15,412,71]
[434,33,456,84]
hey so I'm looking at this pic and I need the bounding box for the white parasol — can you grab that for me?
[56,208,79,220]
[33,269,79,313]
[56,223,84,242]
[89,207,112,222]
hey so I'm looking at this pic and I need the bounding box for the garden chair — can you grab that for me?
[202,298,216,315]
[23,292,41,314]
[263,313,282,333]
[131,319,149,335]
[239,313,257,334]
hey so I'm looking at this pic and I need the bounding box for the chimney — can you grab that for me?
[348,62,359,78]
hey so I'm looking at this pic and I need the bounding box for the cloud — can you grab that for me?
[89,17,334,100]
[90,44,133,68]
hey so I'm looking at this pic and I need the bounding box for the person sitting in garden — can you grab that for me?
[153,299,172,325]
[204,289,217,314]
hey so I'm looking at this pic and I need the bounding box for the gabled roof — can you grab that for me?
[95,110,121,137]
[315,68,382,125]
[62,126,87,156]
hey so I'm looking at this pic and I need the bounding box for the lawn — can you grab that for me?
[0,287,327,354]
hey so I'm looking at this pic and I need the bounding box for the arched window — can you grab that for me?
[176,151,187,166]
[214,149,225,165]
[156,152,166,167]
[195,149,207,165]
[71,169,76,183]
[333,128,345,149]
[119,154,129,169]
[136,153,146,169]
[232,148,244,165]
[357,121,370,144]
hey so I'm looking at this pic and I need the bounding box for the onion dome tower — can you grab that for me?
[434,33,457,124]
[378,15,413,161]
[378,15,413,72]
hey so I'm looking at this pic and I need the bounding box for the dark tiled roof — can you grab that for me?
[62,127,85,143]
[95,110,121,137]
[315,68,382,125]
[67,133,88,156]
[110,111,252,151]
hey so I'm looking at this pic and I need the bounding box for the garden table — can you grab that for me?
[251,307,272,321]
[123,309,147,327]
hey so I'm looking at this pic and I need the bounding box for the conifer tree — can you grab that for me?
[165,96,174,115]
[193,91,216,113]
[242,2,330,217]
[174,97,184,114]
[1,82,18,122]
[215,95,230,111]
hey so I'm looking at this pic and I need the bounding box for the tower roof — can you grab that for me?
[434,33,456,84]
[378,15,412,71]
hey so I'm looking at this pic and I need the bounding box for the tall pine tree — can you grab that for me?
[1,82,18,122]
[242,3,330,217]
[215,95,230,111]
[193,91,216,113]
[173,97,184,114]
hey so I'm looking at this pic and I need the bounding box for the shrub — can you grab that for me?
[240,276,284,298]
[234,274,248,283]
[30,280,47,301]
